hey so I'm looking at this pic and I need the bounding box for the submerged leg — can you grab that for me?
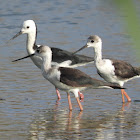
[121,89,125,103]
[122,89,131,102]
[121,102,131,111]
[56,88,61,99]
[76,97,83,111]
[67,93,72,111]
[78,92,84,100]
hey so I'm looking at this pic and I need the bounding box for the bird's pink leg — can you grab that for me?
[56,88,61,99]
[78,92,84,100]
[122,89,131,102]
[67,93,72,111]
[121,89,125,103]
[76,97,83,111]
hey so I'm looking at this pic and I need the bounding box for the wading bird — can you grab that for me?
[73,35,140,103]
[13,45,123,111]
[11,20,94,100]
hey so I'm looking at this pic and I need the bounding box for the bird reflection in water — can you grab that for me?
[29,102,83,140]
[121,102,131,111]
[28,102,134,140]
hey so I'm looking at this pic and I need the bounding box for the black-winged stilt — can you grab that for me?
[11,20,94,100]
[13,45,123,111]
[73,35,140,103]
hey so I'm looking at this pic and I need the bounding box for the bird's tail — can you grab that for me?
[108,83,125,89]
[90,79,125,89]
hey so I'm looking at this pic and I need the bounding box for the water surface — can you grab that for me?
[0,0,140,139]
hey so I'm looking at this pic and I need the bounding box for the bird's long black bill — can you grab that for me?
[73,44,88,55]
[12,53,35,62]
[10,31,22,40]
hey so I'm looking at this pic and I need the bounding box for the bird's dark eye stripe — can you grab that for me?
[36,49,40,53]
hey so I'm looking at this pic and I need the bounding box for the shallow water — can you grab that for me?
[0,0,140,139]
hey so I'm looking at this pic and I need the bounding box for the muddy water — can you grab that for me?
[0,0,140,139]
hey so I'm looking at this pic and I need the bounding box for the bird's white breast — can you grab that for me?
[42,67,73,91]
[96,59,117,83]
[31,55,43,69]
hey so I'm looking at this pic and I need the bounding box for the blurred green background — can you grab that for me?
[115,0,140,57]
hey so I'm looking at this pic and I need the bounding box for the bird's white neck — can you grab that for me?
[94,42,103,64]
[41,54,52,73]
[26,31,36,55]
